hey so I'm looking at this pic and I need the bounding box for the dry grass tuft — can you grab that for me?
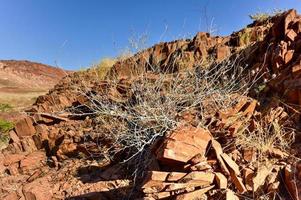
[236,119,294,160]
[0,91,46,111]
[92,58,117,80]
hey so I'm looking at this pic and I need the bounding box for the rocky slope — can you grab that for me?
[1,9,301,200]
[0,60,68,90]
[0,60,69,110]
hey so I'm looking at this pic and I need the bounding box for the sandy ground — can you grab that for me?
[0,90,47,111]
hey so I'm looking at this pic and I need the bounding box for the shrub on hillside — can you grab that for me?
[92,58,117,80]
[0,119,13,150]
[69,55,264,167]
[0,119,14,133]
[249,9,285,22]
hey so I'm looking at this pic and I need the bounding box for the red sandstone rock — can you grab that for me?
[230,170,247,194]
[21,137,37,153]
[20,151,46,173]
[242,100,257,119]
[286,29,298,41]
[142,181,169,194]
[211,139,230,175]
[253,164,273,192]
[215,172,227,189]
[7,163,19,175]
[3,9,301,200]
[14,117,36,138]
[284,165,299,200]
[8,130,20,144]
[22,177,52,200]
[3,153,26,166]
[286,49,295,62]
[174,185,214,200]
[156,139,203,163]
[144,171,188,183]
[146,191,171,199]
[243,148,256,162]
[216,45,230,61]
[166,172,187,182]
[145,171,169,182]
[243,168,254,191]
[189,153,206,165]
[220,153,240,175]
[156,125,212,164]
[3,192,19,200]
[284,10,297,35]
[189,162,212,171]
[226,189,239,200]
[179,171,215,184]
[165,182,211,192]
[0,153,5,174]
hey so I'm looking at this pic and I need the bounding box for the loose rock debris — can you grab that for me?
[2,9,301,200]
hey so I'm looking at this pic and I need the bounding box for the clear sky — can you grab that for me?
[0,0,300,70]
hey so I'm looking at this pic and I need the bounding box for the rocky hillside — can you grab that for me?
[0,60,69,110]
[0,60,68,91]
[1,9,301,200]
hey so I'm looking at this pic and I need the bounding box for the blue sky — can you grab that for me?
[0,0,300,70]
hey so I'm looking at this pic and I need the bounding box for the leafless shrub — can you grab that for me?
[249,8,286,22]
[68,53,263,166]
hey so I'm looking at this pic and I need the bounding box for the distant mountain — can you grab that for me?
[0,60,69,92]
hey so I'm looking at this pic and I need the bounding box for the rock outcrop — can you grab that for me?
[2,9,301,200]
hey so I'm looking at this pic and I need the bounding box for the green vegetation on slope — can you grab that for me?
[0,119,13,150]
[0,119,14,133]
[0,103,13,112]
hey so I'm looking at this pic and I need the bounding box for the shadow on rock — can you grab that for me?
[65,186,134,200]
[75,162,127,183]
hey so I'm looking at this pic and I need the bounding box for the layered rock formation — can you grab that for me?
[2,9,301,200]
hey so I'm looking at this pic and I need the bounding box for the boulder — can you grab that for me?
[156,125,212,164]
